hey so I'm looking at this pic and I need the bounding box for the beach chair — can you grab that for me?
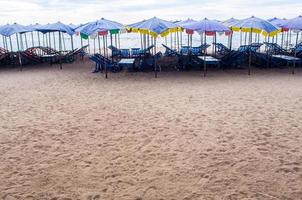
[131,48,141,57]
[191,44,211,56]
[0,47,10,65]
[212,43,231,56]
[218,46,251,69]
[264,42,290,56]
[140,45,155,55]
[162,44,191,70]
[108,45,121,58]
[180,46,190,55]
[94,54,121,72]
[140,52,162,72]
[120,49,130,58]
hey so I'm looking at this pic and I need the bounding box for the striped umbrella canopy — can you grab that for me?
[223,18,241,27]
[282,15,302,30]
[175,18,197,27]
[231,16,279,36]
[267,17,287,28]
[0,23,30,36]
[79,18,123,36]
[127,17,178,37]
[36,22,75,35]
[182,18,230,33]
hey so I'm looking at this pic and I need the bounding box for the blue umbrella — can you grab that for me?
[268,17,287,28]
[0,23,30,36]
[182,18,230,32]
[78,18,123,79]
[79,18,123,36]
[232,16,280,75]
[127,17,177,37]
[282,16,302,74]
[175,18,197,27]
[231,16,279,36]
[174,19,197,50]
[36,22,74,35]
[223,18,241,27]
[182,18,230,77]
[282,15,302,30]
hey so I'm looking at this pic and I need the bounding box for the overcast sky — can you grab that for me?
[0,0,301,25]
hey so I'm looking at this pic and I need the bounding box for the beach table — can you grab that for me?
[118,58,135,71]
[198,56,221,65]
[272,55,301,74]
[198,56,221,76]
[40,54,59,63]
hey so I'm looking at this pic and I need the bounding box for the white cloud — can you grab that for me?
[0,0,301,25]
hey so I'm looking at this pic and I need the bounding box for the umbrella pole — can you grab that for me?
[87,37,90,54]
[98,35,106,57]
[244,32,247,45]
[214,33,217,57]
[24,33,28,49]
[171,33,173,49]
[20,34,24,51]
[140,33,143,49]
[110,33,113,62]
[53,32,56,50]
[98,34,101,54]
[105,34,108,79]
[240,30,242,46]
[230,32,233,50]
[165,36,167,46]
[49,32,52,49]
[204,33,207,77]
[93,38,96,54]
[71,35,74,51]
[174,32,177,49]
[118,33,121,49]
[5,36,8,50]
[80,36,83,48]
[248,29,252,75]
[154,37,157,78]
[292,32,299,75]
[31,32,34,47]
[289,30,292,49]
[16,33,20,52]
[16,33,22,70]
[43,34,45,47]
[177,31,179,51]
[180,30,182,47]
[2,36,5,49]
[63,33,66,51]
[37,32,41,47]
[281,31,284,50]
[9,36,13,52]
[8,36,12,52]
[59,31,62,69]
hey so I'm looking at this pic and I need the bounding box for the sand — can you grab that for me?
[0,61,302,200]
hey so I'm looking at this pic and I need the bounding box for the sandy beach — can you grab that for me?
[1,61,302,200]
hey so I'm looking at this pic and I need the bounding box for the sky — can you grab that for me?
[0,0,301,25]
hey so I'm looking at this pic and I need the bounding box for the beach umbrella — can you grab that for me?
[128,17,178,54]
[0,23,32,69]
[282,16,302,74]
[175,19,197,49]
[128,17,178,51]
[37,22,74,35]
[268,17,287,28]
[37,22,75,69]
[128,17,178,77]
[182,18,231,76]
[223,18,241,49]
[231,16,279,75]
[267,17,288,48]
[78,18,124,78]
